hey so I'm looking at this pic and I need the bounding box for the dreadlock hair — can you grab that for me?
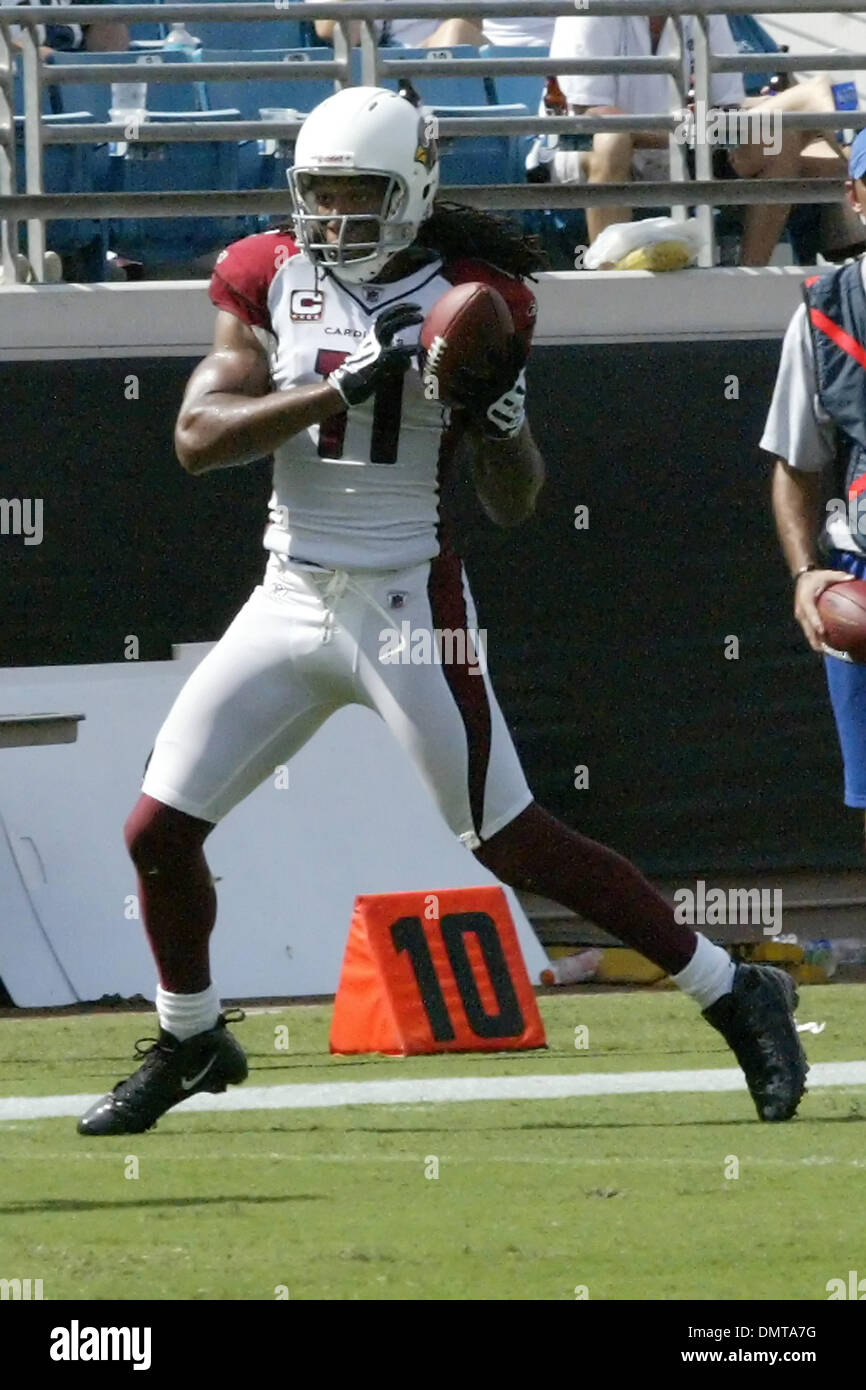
[275,198,548,281]
[416,201,549,281]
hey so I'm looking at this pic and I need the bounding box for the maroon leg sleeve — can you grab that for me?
[124,794,217,994]
[475,801,697,976]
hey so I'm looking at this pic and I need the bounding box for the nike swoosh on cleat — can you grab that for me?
[180,1055,218,1091]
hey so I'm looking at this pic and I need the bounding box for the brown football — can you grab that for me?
[419,281,515,406]
[817,579,866,661]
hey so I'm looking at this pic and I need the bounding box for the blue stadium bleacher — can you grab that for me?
[14,113,108,278]
[48,49,206,121]
[235,141,286,196]
[12,56,57,116]
[198,49,337,117]
[369,47,488,108]
[433,105,527,186]
[479,45,547,113]
[110,110,248,263]
[16,41,563,275]
[127,21,170,49]
[164,0,306,54]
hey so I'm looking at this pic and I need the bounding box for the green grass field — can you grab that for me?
[1,985,864,1301]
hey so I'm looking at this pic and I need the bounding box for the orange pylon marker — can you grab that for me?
[330,885,546,1055]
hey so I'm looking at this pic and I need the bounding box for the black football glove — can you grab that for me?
[446,335,528,440]
[327,301,424,407]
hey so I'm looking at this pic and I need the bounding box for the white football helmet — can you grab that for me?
[288,86,440,284]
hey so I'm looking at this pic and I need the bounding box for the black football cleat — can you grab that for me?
[703,963,808,1122]
[77,1012,248,1136]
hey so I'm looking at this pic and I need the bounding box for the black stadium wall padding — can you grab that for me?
[2,341,858,876]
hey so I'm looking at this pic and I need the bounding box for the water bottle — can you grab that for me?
[803,939,837,978]
[164,22,200,56]
[109,80,148,152]
[831,55,859,147]
[110,81,147,120]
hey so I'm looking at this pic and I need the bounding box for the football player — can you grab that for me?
[78,86,807,1135]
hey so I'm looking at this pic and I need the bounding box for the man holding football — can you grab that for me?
[765,133,866,830]
[78,86,807,1136]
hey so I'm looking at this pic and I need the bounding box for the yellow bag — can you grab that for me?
[615,240,693,272]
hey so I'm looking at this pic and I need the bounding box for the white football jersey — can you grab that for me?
[210,231,536,570]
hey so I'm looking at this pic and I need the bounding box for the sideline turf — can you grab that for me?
[0,988,863,1300]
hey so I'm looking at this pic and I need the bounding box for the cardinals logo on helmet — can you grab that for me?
[414,112,439,171]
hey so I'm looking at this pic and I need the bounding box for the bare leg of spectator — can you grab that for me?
[741,74,836,116]
[734,127,804,265]
[422,19,484,46]
[732,132,845,265]
[733,77,847,264]
[585,131,634,243]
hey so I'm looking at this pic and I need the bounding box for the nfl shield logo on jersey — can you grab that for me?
[290,289,325,322]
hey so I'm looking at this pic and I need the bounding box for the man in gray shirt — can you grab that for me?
[763,132,866,821]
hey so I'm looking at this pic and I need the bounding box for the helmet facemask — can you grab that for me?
[288,169,416,283]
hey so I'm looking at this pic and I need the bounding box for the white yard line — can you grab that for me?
[2,1153,866,1168]
[1,1060,865,1123]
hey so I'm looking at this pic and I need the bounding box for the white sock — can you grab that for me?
[670,934,736,1010]
[156,983,221,1042]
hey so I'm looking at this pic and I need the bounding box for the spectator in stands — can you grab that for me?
[314,7,558,49]
[11,0,128,55]
[313,4,483,48]
[764,131,866,838]
[482,16,554,48]
[548,11,845,265]
[731,76,856,264]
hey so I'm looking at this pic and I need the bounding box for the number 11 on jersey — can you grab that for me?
[315,349,404,465]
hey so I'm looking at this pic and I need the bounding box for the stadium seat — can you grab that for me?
[168,0,305,54]
[109,110,247,263]
[433,105,527,186]
[234,145,289,201]
[126,22,170,49]
[479,45,548,112]
[12,56,57,116]
[48,50,206,121]
[197,49,337,118]
[14,112,107,279]
[372,47,489,109]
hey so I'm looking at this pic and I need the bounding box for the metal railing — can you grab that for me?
[0,1,863,282]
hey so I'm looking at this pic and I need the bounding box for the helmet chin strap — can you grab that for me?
[325,256,396,286]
